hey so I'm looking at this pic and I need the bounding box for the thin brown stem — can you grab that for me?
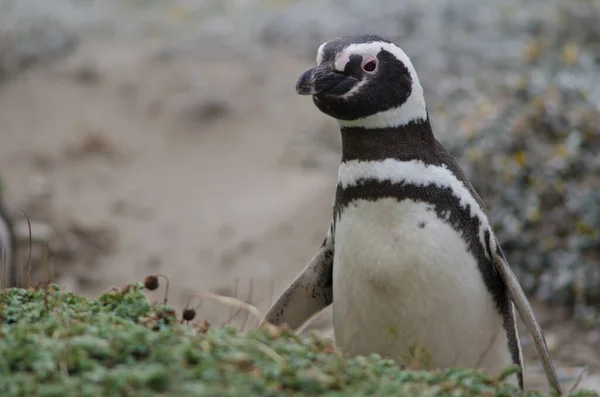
[268,280,274,312]
[240,278,254,332]
[180,294,204,324]
[228,278,239,326]
[42,244,49,311]
[1,250,6,291]
[184,294,204,311]
[569,367,587,392]
[42,244,48,287]
[155,274,170,305]
[50,258,55,285]
[222,307,243,327]
[21,210,32,289]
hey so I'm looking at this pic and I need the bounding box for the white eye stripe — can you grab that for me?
[334,50,354,72]
[334,43,382,71]
[333,41,428,128]
[316,42,327,65]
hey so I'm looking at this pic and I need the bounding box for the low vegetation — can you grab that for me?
[0,282,597,396]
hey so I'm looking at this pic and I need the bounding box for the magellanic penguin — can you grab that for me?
[0,184,16,288]
[261,34,562,394]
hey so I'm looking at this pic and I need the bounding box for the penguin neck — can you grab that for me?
[340,117,436,163]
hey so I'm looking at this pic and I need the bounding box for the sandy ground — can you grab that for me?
[0,6,599,393]
[0,35,340,314]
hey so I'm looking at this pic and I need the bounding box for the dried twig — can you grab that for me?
[157,274,170,305]
[1,251,6,291]
[42,244,48,287]
[42,244,49,310]
[143,274,171,305]
[21,210,32,289]
[50,258,55,285]
[228,278,239,326]
[568,367,588,393]
[197,291,264,323]
[240,279,254,332]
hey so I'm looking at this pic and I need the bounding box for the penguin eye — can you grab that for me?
[361,57,377,73]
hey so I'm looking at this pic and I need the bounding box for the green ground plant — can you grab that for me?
[0,282,597,397]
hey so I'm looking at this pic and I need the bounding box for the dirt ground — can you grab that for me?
[1,26,599,394]
[0,34,339,311]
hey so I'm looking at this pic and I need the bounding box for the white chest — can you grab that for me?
[332,198,514,375]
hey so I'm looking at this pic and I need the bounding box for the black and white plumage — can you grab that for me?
[262,34,561,394]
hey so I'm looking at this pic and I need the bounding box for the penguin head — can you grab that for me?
[296,34,427,129]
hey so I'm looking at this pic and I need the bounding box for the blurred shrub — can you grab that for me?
[450,0,600,326]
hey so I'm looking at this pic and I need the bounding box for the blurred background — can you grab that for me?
[0,0,599,392]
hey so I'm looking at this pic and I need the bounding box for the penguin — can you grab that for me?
[261,34,562,394]
[0,183,16,288]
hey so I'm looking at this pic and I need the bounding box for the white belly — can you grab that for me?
[332,198,514,376]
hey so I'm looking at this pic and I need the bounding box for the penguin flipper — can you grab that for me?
[260,232,334,331]
[494,248,563,396]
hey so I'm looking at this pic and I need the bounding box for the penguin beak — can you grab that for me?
[296,64,349,96]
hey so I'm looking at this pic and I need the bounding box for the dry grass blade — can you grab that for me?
[198,291,264,323]
[248,339,285,367]
[231,338,285,367]
[241,278,254,332]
